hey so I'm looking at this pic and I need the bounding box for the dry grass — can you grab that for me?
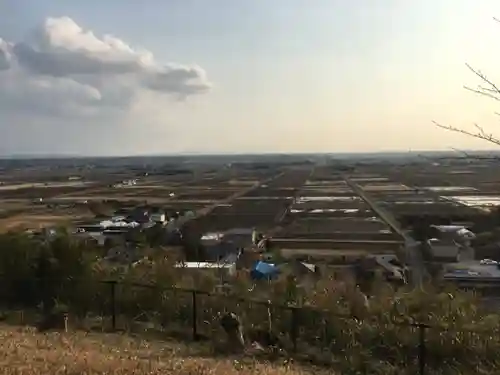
[0,324,323,375]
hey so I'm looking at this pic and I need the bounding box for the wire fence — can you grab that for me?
[0,276,497,375]
[99,280,495,375]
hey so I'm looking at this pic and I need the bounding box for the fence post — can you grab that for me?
[290,307,299,353]
[418,323,427,375]
[192,290,198,341]
[109,281,117,331]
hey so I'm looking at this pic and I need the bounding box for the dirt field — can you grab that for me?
[0,181,90,191]
[0,213,90,232]
[280,248,376,258]
[50,196,179,204]
[0,204,95,232]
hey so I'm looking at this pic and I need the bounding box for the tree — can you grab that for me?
[179,223,206,261]
[144,223,166,247]
[435,18,500,146]
[125,228,147,246]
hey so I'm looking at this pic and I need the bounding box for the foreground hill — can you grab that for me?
[0,324,320,375]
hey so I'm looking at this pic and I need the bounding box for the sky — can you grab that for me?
[2,1,500,156]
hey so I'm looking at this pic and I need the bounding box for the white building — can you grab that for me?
[151,213,166,223]
[428,225,476,262]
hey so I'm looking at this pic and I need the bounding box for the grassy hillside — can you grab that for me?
[0,324,322,375]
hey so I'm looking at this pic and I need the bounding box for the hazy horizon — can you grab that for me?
[2,1,500,156]
[3,149,500,160]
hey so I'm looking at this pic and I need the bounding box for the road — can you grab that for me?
[343,175,425,286]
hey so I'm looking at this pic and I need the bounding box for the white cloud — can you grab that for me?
[0,16,211,120]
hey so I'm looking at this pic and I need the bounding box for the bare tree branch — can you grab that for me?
[462,63,500,102]
[434,22,500,147]
[433,121,500,146]
[449,146,500,161]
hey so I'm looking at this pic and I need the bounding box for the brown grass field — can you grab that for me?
[0,324,323,375]
[0,211,95,232]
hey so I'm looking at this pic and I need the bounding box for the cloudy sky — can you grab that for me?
[1,0,500,156]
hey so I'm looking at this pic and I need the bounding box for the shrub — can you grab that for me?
[0,231,498,373]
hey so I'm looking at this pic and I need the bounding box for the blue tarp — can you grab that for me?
[250,261,279,280]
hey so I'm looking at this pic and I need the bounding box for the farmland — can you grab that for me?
[0,154,499,267]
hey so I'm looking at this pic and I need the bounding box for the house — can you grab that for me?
[127,207,151,224]
[221,228,255,250]
[372,254,407,282]
[205,240,239,262]
[442,260,500,288]
[284,260,319,277]
[354,255,407,285]
[427,225,476,262]
[197,228,254,262]
[151,212,166,223]
[174,261,237,278]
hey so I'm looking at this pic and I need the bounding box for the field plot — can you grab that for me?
[356,177,411,193]
[297,186,357,197]
[49,196,178,205]
[52,186,226,203]
[221,169,279,183]
[159,201,209,212]
[145,173,196,184]
[70,188,175,198]
[244,187,297,198]
[0,205,94,232]
[171,187,241,201]
[304,179,349,187]
[346,167,489,231]
[308,167,342,181]
[269,173,402,256]
[192,197,289,232]
[271,238,402,252]
[287,192,374,218]
[389,164,500,192]
[283,175,374,221]
[265,169,311,187]
[238,169,310,199]
[186,177,227,187]
[277,217,396,241]
[280,248,377,260]
[215,179,260,187]
[374,167,499,216]
[0,181,98,199]
[385,199,476,218]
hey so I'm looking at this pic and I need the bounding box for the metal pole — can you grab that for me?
[418,324,427,375]
[192,290,198,341]
[110,281,116,331]
[290,307,299,353]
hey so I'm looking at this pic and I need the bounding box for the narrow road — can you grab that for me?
[343,175,425,286]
